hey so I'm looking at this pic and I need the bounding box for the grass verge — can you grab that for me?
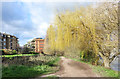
[2,54,39,57]
[2,56,60,78]
[2,65,52,77]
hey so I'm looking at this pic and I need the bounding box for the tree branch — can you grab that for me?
[58,15,64,24]
[110,52,120,63]
[98,51,105,59]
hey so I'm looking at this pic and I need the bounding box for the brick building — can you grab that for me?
[35,38,44,53]
[0,32,19,50]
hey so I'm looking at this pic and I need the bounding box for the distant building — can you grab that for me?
[35,38,44,53]
[24,39,35,51]
[0,32,19,50]
[24,38,44,53]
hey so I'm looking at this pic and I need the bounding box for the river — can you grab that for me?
[110,55,120,71]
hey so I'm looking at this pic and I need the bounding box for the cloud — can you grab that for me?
[2,2,27,21]
[22,2,53,38]
[2,2,34,46]
[2,2,93,46]
[35,22,50,36]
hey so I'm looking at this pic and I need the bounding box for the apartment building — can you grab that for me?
[24,39,35,51]
[0,32,19,50]
[35,38,44,53]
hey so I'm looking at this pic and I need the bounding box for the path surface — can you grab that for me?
[41,57,100,77]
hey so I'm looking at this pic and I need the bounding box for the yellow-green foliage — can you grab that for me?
[45,2,118,67]
[46,7,97,57]
[47,25,56,51]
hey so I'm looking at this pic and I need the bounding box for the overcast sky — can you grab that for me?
[1,2,92,46]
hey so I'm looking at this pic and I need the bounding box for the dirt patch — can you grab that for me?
[68,60,90,70]
[55,59,65,75]
[41,57,100,77]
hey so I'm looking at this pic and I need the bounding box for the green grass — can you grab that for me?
[66,56,119,77]
[46,75,59,79]
[2,56,60,78]
[1,54,39,57]
[2,65,53,77]
[89,64,118,77]
[46,57,60,66]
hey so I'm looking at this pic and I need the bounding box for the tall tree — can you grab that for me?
[92,2,119,68]
[45,2,119,68]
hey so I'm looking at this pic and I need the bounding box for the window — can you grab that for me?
[3,35,6,37]
[4,43,6,45]
[10,37,12,39]
[40,41,44,43]
[3,39,6,41]
[10,43,12,46]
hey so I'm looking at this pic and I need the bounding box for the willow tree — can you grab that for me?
[92,2,120,68]
[53,8,95,58]
[44,25,56,54]
[45,2,119,68]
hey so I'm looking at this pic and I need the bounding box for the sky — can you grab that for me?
[1,1,92,46]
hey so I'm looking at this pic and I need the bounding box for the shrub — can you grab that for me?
[2,49,11,55]
[0,49,4,55]
[12,50,17,54]
[22,52,31,54]
[9,50,13,54]
[22,47,33,54]
[1,49,17,55]
[55,51,64,56]
[29,51,38,54]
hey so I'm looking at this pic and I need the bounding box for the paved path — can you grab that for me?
[41,57,100,77]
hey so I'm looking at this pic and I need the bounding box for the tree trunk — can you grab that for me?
[103,57,110,68]
[98,52,111,68]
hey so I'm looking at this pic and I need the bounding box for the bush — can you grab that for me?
[55,51,64,56]
[0,49,4,55]
[29,51,38,54]
[12,50,17,54]
[2,49,11,55]
[22,47,33,54]
[1,49,17,55]
[79,50,97,64]
[22,51,38,54]
[22,52,31,54]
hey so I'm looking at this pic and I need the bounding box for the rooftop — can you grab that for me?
[36,38,43,39]
[0,32,18,39]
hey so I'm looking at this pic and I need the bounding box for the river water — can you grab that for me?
[99,55,120,71]
[110,55,120,71]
